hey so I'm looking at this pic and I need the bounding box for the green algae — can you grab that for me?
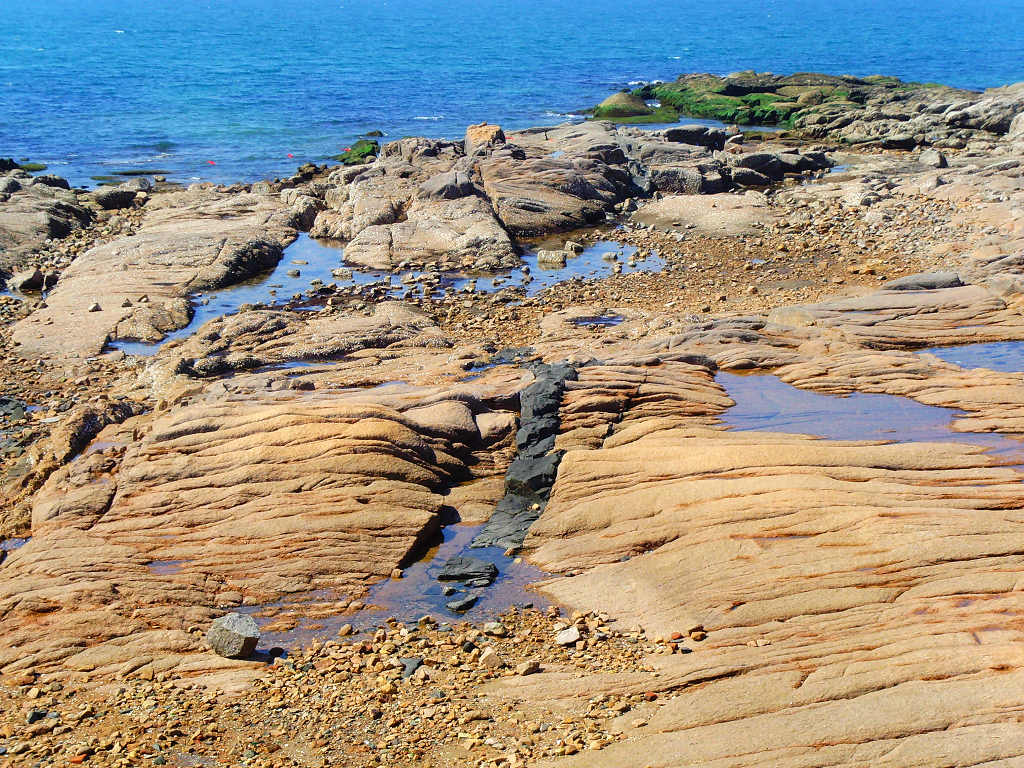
[329,139,379,165]
[592,90,655,119]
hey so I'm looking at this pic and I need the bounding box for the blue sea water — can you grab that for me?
[2,0,1023,187]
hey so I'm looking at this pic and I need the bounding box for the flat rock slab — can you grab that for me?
[503,362,1024,768]
[11,189,294,361]
[437,556,498,582]
[883,270,963,290]
[632,192,772,236]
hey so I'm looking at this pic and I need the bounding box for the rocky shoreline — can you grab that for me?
[2,71,1024,766]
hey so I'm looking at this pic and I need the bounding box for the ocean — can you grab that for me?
[2,0,1023,187]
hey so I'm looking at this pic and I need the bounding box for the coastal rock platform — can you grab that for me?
[2,71,1024,768]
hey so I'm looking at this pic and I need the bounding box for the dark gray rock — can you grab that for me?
[505,452,561,499]
[121,177,153,191]
[882,134,918,150]
[734,152,783,179]
[93,187,137,210]
[776,150,832,174]
[399,657,423,677]
[883,271,963,291]
[663,125,726,150]
[472,492,542,551]
[9,267,44,292]
[646,166,707,194]
[474,361,578,550]
[438,556,498,582]
[730,168,772,187]
[32,174,70,190]
[207,612,260,659]
[446,593,479,612]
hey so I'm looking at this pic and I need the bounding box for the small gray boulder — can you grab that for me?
[207,612,260,659]
[536,249,568,268]
[883,271,963,291]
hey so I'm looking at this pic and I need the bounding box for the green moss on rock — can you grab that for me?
[592,91,654,119]
[329,139,379,165]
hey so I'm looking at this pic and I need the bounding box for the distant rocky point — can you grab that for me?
[596,70,1024,148]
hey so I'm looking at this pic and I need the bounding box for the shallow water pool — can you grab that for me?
[719,372,1024,459]
[111,235,663,356]
[110,235,345,356]
[923,341,1024,373]
[247,522,549,650]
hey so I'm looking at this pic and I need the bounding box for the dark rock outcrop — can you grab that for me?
[473,362,578,550]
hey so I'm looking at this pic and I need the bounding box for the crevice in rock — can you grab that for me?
[471,361,578,551]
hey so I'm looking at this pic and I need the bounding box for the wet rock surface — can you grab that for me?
[437,556,498,583]
[10,188,296,360]
[472,362,577,551]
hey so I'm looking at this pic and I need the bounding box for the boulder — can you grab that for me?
[478,152,621,236]
[593,91,653,119]
[465,122,505,154]
[343,195,517,270]
[920,149,948,168]
[734,152,783,179]
[207,613,260,659]
[32,174,70,190]
[882,134,918,150]
[404,400,480,443]
[536,249,568,267]
[663,125,726,150]
[730,168,772,187]
[418,170,475,200]
[0,188,93,268]
[8,267,44,292]
[93,187,137,210]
